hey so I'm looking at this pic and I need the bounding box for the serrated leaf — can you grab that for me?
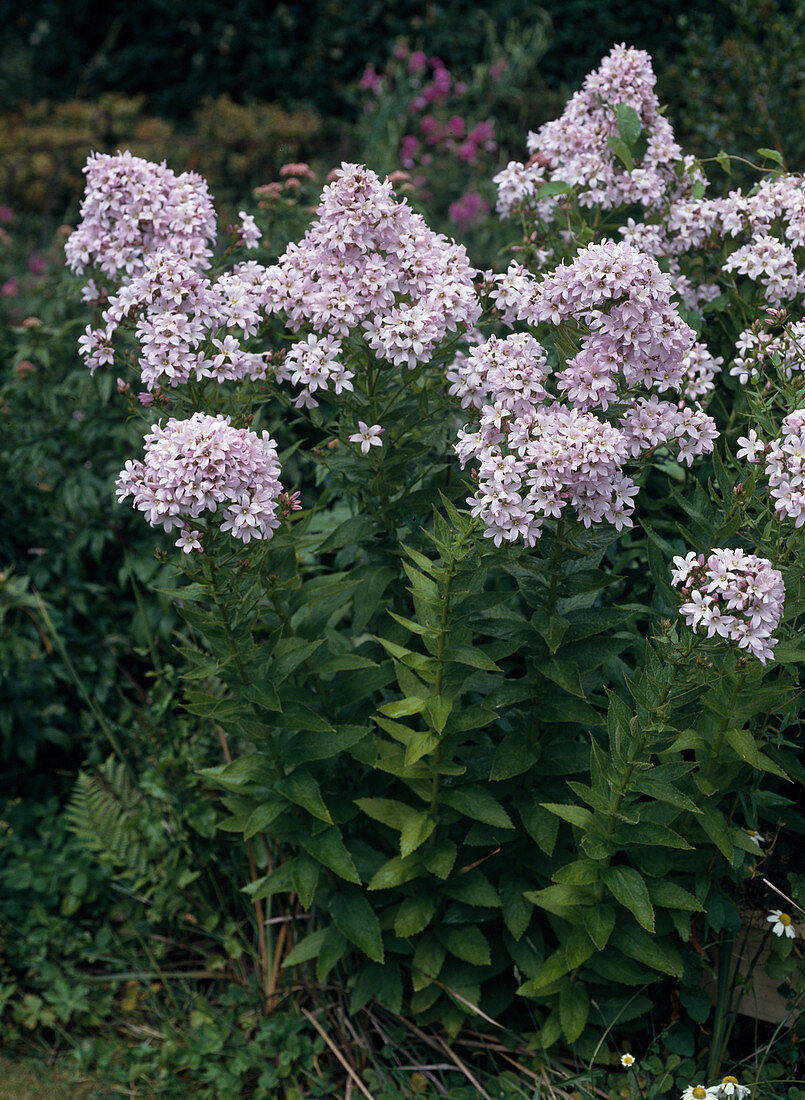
[517,795,559,855]
[245,862,294,901]
[426,694,453,734]
[541,802,593,829]
[243,798,286,839]
[542,658,586,698]
[440,787,513,828]
[282,927,327,968]
[604,866,655,931]
[699,805,734,863]
[490,729,533,780]
[280,771,332,824]
[436,925,491,966]
[291,853,320,908]
[648,880,703,912]
[423,840,456,879]
[583,904,615,949]
[610,925,683,976]
[615,102,642,147]
[443,646,502,671]
[442,869,500,909]
[520,946,569,992]
[368,854,422,890]
[378,697,428,719]
[724,727,790,779]
[355,797,414,831]
[400,811,437,857]
[565,926,595,969]
[412,933,446,989]
[560,980,589,1043]
[330,889,384,962]
[301,827,361,884]
[500,871,532,940]
[394,894,439,937]
[350,960,402,1014]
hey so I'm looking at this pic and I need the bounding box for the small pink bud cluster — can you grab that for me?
[65,150,217,281]
[116,413,284,552]
[671,549,785,664]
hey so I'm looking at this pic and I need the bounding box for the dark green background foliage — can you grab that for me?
[4,0,715,118]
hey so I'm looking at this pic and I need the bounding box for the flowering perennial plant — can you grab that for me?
[116,413,283,551]
[766,908,798,938]
[65,150,217,281]
[671,549,785,663]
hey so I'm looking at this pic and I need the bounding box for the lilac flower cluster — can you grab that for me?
[729,320,805,384]
[263,163,479,404]
[738,409,805,527]
[623,173,805,308]
[79,253,271,389]
[670,549,785,664]
[494,45,692,222]
[451,241,718,544]
[65,150,217,281]
[116,413,284,552]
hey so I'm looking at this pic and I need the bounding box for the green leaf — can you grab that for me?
[500,871,532,940]
[282,927,327,968]
[436,925,491,966]
[368,854,422,890]
[443,646,502,671]
[245,863,294,901]
[724,727,790,779]
[552,860,600,886]
[394,894,439,938]
[565,926,595,969]
[517,795,559,856]
[405,728,440,766]
[490,729,533,781]
[541,803,593,829]
[536,179,573,199]
[607,134,634,171]
[280,771,332,824]
[243,798,286,839]
[604,866,655,932]
[350,961,402,1014]
[400,811,437,857]
[301,828,361,884]
[560,980,589,1043]
[531,612,569,652]
[378,697,428,719]
[615,102,643,147]
[610,925,683,976]
[621,822,692,850]
[412,933,446,989]
[291,853,320,908]
[583,904,615,949]
[440,787,513,829]
[330,889,384,962]
[423,841,456,879]
[648,881,703,912]
[715,150,731,175]
[442,869,500,909]
[519,946,569,993]
[426,694,453,734]
[633,774,701,814]
[542,659,586,698]
[316,926,348,982]
[699,805,734,863]
[355,797,414,831]
[757,147,784,166]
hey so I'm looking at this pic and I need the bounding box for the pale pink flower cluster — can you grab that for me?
[263,163,480,383]
[624,174,805,307]
[739,409,805,527]
[116,413,283,551]
[453,241,718,544]
[65,150,216,280]
[671,548,785,664]
[729,321,805,384]
[494,45,691,220]
[78,253,271,389]
[277,333,354,409]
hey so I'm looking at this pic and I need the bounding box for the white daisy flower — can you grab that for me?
[621,1054,637,1068]
[707,1075,751,1100]
[766,909,797,939]
[681,1085,709,1100]
[745,828,765,849]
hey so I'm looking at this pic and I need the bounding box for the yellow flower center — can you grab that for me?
[693,1088,707,1099]
[722,1078,739,1086]
[780,913,791,926]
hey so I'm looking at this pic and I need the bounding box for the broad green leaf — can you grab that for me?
[426,694,453,734]
[541,658,586,698]
[394,894,439,938]
[412,933,446,989]
[724,727,789,779]
[242,798,286,839]
[633,775,701,814]
[440,787,514,829]
[699,805,734,863]
[405,728,440,765]
[443,646,502,671]
[757,147,784,166]
[301,827,361,884]
[604,866,655,932]
[400,811,437,857]
[350,960,402,1014]
[620,821,692,850]
[536,179,573,199]
[552,860,600,886]
[245,862,294,901]
[607,134,634,171]
[490,729,533,781]
[565,926,595,969]
[282,927,327,968]
[615,102,643,146]
[517,795,559,856]
[316,926,348,982]
[531,612,569,652]
[500,871,532,940]
[583,904,615,949]
[330,889,384,962]
[541,802,593,829]
[291,853,320,908]
[378,697,428,719]
[519,946,569,993]
[610,925,683,976]
[368,854,422,890]
[423,840,456,879]
[442,869,500,909]
[560,979,589,1043]
[716,150,731,175]
[436,925,491,966]
[280,771,332,824]
[355,797,414,831]
[648,880,703,912]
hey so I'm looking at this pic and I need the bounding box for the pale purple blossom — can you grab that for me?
[349,422,384,454]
